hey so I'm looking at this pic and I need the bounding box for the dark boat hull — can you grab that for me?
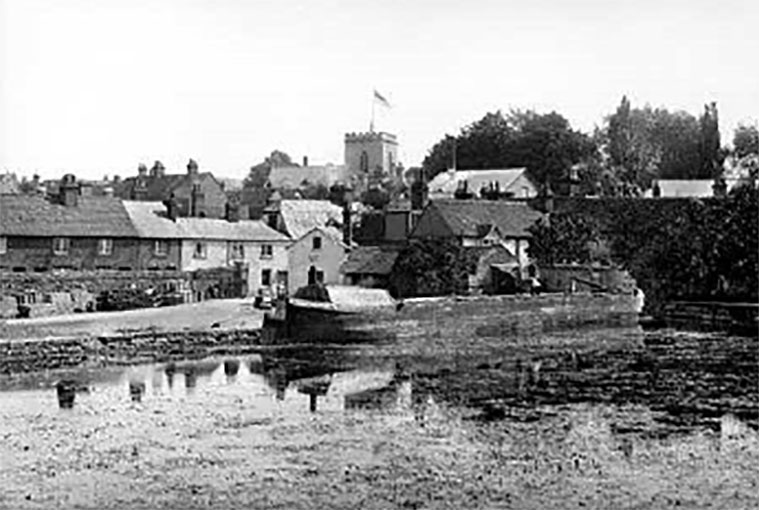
[262,292,640,345]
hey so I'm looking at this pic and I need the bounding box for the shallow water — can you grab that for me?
[1,328,757,509]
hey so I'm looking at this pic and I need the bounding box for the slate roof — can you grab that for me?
[427,168,533,197]
[119,172,219,200]
[0,195,138,237]
[277,199,344,239]
[123,200,289,241]
[122,201,183,239]
[652,179,715,198]
[340,246,400,276]
[177,217,290,242]
[268,164,345,189]
[416,199,544,239]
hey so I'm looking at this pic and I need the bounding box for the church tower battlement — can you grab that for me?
[344,131,400,190]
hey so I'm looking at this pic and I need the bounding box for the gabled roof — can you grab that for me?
[427,168,533,197]
[0,195,138,237]
[119,172,220,201]
[123,200,290,241]
[176,217,290,242]
[277,199,344,239]
[122,201,183,239]
[290,225,347,247]
[268,164,345,190]
[340,246,401,276]
[414,199,543,239]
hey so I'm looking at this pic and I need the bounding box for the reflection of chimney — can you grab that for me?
[303,156,308,167]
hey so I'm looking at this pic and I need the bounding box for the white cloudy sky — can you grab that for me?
[1,0,757,180]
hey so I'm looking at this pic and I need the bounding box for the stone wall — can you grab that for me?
[0,329,262,375]
[395,293,639,340]
[0,268,245,317]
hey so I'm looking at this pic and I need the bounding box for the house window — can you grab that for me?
[316,270,324,283]
[312,236,322,250]
[193,242,207,259]
[52,237,70,255]
[230,243,245,261]
[260,244,273,259]
[98,238,113,256]
[154,240,168,256]
[261,269,272,286]
[0,237,6,255]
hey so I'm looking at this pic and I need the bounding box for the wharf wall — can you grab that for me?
[395,292,638,339]
[0,329,262,375]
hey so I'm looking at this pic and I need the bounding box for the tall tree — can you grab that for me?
[421,110,594,190]
[699,102,722,178]
[602,98,712,190]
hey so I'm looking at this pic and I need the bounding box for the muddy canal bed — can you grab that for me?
[0,328,757,509]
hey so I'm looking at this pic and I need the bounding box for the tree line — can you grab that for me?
[420,97,758,197]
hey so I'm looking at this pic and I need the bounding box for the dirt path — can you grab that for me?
[0,299,265,340]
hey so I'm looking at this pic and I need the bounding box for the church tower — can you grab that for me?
[344,131,400,191]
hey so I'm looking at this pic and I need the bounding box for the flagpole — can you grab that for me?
[370,92,375,133]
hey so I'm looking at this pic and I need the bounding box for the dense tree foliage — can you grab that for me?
[421,110,594,189]
[732,124,759,159]
[603,97,709,191]
[530,188,758,313]
[389,239,479,298]
[528,214,605,266]
[243,150,296,188]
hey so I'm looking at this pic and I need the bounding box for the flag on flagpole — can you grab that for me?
[373,89,391,109]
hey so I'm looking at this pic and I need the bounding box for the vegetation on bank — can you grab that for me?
[388,239,479,299]
[528,185,759,314]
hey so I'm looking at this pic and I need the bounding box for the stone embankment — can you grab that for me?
[0,329,262,375]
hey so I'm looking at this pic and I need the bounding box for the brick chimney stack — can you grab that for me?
[60,174,80,207]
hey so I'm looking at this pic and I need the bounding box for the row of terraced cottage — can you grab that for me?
[1,166,549,312]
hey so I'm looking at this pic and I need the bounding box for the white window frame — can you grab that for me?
[154,240,168,256]
[52,237,70,255]
[230,242,245,261]
[260,244,273,259]
[193,241,207,260]
[98,238,113,256]
[0,236,6,255]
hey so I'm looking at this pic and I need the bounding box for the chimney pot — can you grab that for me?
[303,156,309,167]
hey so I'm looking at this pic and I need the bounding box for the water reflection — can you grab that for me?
[0,331,755,437]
